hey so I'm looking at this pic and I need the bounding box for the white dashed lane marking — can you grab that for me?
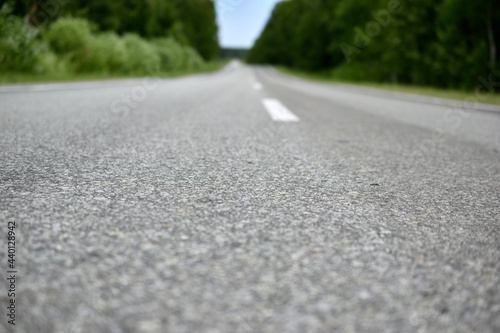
[262,98,299,122]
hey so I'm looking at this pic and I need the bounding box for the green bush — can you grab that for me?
[77,35,109,73]
[44,19,131,74]
[153,38,204,72]
[330,62,391,83]
[2,10,207,77]
[44,17,92,55]
[182,46,204,70]
[154,38,183,71]
[0,4,47,72]
[123,33,160,73]
[35,50,71,74]
[43,17,98,73]
[96,32,128,73]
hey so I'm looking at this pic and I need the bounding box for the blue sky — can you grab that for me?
[214,0,283,49]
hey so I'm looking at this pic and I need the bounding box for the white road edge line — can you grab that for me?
[262,98,299,122]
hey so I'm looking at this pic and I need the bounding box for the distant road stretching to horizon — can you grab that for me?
[1,62,499,332]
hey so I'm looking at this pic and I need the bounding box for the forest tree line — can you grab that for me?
[248,0,500,89]
[1,0,218,60]
[0,0,220,78]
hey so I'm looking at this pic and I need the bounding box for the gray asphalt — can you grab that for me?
[1,62,499,333]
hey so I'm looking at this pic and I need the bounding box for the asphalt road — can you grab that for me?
[1,62,499,333]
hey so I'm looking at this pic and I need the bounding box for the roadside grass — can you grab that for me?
[0,61,227,85]
[275,66,500,107]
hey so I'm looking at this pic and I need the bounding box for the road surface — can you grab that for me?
[1,62,499,332]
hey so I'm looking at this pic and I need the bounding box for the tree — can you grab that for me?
[173,0,218,60]
[436,0,500,88]
[0,0,219,60]
[249,0,498,89]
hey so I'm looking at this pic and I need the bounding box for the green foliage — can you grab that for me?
[172,0,218,60]
[44,17,93,55]
[35,48,71,74]
[330,62,388,83]
[153,38,187,71]
[122,33,161,73]
[38,17,205,75]
[94,32,128,73]
[0,3,46,72]
[0,0,216,81]
[433,0,500,88]
[219,48,248,60]
[43,17,106,73]
[249,0,500,89]
[153,38,204,72]
[182,46,204,70]
[1,0,218,61]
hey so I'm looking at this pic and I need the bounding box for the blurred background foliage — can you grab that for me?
[248,0,500,89]
[2,0,499,91]
[0,0,217,77]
